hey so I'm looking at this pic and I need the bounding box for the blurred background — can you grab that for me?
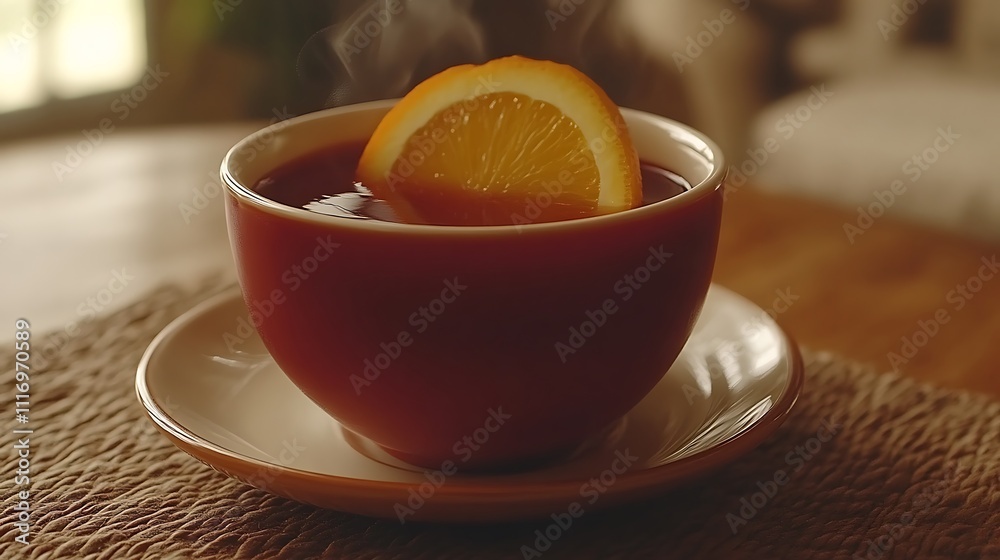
[3,0,998,236]
[2,0,999,389]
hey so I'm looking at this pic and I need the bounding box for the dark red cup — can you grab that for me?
[222,100,726,470]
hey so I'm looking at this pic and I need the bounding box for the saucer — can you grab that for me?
[136,285,802,523]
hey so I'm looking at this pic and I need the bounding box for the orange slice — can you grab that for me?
[356,56,642,226]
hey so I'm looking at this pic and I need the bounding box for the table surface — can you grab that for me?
[715,186,1000,397]
[3,124,998,397]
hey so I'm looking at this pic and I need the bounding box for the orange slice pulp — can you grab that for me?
[356,56,642,226]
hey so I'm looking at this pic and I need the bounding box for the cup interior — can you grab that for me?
[222,100,725,226]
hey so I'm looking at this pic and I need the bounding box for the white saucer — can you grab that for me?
[136,284,802,523]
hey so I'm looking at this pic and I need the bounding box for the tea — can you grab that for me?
[254,142,691,226]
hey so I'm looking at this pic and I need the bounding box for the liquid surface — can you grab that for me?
[254,142,691,226]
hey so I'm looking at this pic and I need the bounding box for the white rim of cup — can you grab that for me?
[221,99,727,236]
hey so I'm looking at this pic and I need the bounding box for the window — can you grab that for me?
[0,0,147,113]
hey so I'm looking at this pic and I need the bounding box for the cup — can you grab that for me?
[222,100,725,470]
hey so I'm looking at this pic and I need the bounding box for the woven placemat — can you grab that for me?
[1,277,998,560]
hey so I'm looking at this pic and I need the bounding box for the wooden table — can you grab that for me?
[715,187,1000,397]
[2,125,998,396]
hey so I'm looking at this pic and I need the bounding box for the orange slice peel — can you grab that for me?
[356,56,642,225]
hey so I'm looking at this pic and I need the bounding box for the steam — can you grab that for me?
[298,0,664,111]
[298,0,487,107]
